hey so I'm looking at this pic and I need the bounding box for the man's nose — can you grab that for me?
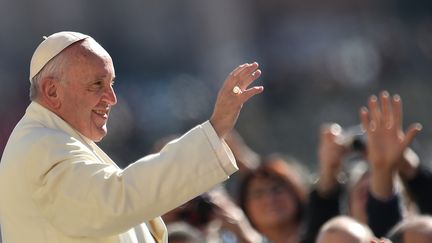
[103,85,117,106]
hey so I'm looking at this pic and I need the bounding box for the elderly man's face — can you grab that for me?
[57,39,117,142]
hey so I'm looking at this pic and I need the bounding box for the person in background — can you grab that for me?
[359,92,432,239]
[238,154,309,243]
[386,215,432,243]
[302,91,420,242]
[163,187,262,243]
[315,215,376,243]
[300,123,370,243]
[359,91,422,237]
[0,31,264,243]
[166,222,205,243]
[154,133,261,243]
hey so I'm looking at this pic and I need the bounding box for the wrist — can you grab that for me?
[370,170,395,200]
[209,118,226,138]
[316,173,341,197]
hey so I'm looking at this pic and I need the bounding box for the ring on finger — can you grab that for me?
[232,85,242,94]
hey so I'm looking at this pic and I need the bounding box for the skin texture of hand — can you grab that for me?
[210,62,264,138]
[359,91,422,199]
[317,123,349,196]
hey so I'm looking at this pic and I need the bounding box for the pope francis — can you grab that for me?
[0,31,263,243]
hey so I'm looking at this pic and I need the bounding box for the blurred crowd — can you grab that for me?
[158,92,432,243]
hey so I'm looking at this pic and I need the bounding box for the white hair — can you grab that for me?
[29,38,86,101]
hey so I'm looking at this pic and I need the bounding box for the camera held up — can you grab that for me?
[333,124,367,153]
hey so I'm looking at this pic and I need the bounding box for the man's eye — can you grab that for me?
[92,82,103,87]
[88,82,103,91]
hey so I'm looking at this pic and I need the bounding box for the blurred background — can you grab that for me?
[1,0,432,171]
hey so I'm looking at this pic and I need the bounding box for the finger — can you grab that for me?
[402,123,422,148]
[237,62,259,79]
[368,95,381,126]
[392,94,402,130]
[225,64,249,89]
[240,86,264,103]
[237,63,260,87]
[224,63,257,94]
[238,69,261,90]
[380,91,391,128]
[359,107,370,131]
[320,125,332,141]
[230,63,248,76]
[321,123,341,136]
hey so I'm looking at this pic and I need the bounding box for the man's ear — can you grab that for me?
[39,77,62,109]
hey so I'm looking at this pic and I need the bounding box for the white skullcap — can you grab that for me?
[29,31,90,82]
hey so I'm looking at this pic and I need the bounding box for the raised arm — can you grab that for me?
[359,91,421,237]
[301,124,349,243]
[360,91,421,200]
[316,123,349,197]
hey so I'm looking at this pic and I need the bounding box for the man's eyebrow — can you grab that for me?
[92,75,116,82]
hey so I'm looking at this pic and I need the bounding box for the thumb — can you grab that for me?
[402,123,422,148]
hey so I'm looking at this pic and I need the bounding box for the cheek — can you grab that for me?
[61,95,95,126]
[283,200,299,218]
[245,201,263,223]
[245,201,258,215]
[277,193,298,209]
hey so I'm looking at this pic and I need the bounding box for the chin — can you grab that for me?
[92,136,104,142]
[88,128,107,142]
[94,132,107,142]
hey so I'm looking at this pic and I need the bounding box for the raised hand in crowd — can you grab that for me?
[359,91,422,200]
[359,91,422,238]
[316,123,350,197]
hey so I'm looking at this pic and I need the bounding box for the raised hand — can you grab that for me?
[317,123,349,196]
[359,91,421,172]
[359,91,421,199]
[210,62,264,138]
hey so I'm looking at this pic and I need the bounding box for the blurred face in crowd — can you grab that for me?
[55,39,117,142]
[245,175,298,229]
